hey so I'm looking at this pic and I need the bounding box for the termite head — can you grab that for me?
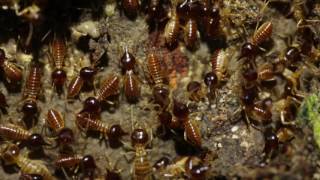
[108,124,128,139]
[173,100,189,119]
[0,48,5,65]
[204,72,218,89]
[52,69,67,86]
[22,100,38,116]
[240,85,257,106]
[81,155,97,176]
[177,0,202,19]
[28,133,48,148]
[190,164,209,179]
[57,128,74,145]
[239,42,258,60]
[2,144,19,163]
[80,67,96,81]
[83,97,101,114]
[120,48,136,72]
[285,47,301,63]
[131,128,149,147]
[264,128,278,154]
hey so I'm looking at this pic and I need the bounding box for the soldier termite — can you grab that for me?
[173,101,201,147]
[1,144,54,180]
[0,48,23,83]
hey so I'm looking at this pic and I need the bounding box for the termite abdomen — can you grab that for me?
[123,71,140,104]
[96,75,120,101]
[251,22,273,46]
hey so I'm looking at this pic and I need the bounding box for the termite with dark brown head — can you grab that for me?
[257,63,277,89]
[211,49,229,82]
[45,109,75,151]
[238,21,273,65]
[147,50,170,110]
[0,48,23,83]
[21,62,43,128]
[0,123,49,150]
[145,0,167,31]
[173,101,202,147]
[67,66,96,99]
[203,72,218,101]
[122,0,140,19]
[49,35,67,95]
[76,112,127,148]
[1,143,54,180]
[120,48,141,104]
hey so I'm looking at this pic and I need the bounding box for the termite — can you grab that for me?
[122,0,139,19]
[251,21,273,46]
[184,17,199,50]
[76,112,127,146]
[0,123,48,149]
[120,48,141,103]
[173,101,201,146]
[0,48,23,82]
[67,66,96,99]
[50,35,67,94]
[96,74,120,102]
[131,128,152,180]
[19,173,43,180]
[211,49,229,81]
[147,50,169,108]
[46,109,64,133]
[257,63,277,89]
[22,62,42,122]
[164,4,180,49]
[202,3,220,39]
[1,144,54,180]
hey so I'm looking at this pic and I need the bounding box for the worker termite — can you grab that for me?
[239,21,273,62]
[173,101,201,147]
[122,0,139,19]
[49,35,67,95]
[1,143,54,180]
[164,3,180,49]
[146,50,170,109]
[184,17,199,50]
[45,109,75,147]
[0,48,23,83]
[0,123,48,150]
[96,74,120,102]
[76,112,127,147]
[21,62,42,127]
[67,66,96,99]
[251,21,273,47]
[211,49,229,82]
[257,63,277,89]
